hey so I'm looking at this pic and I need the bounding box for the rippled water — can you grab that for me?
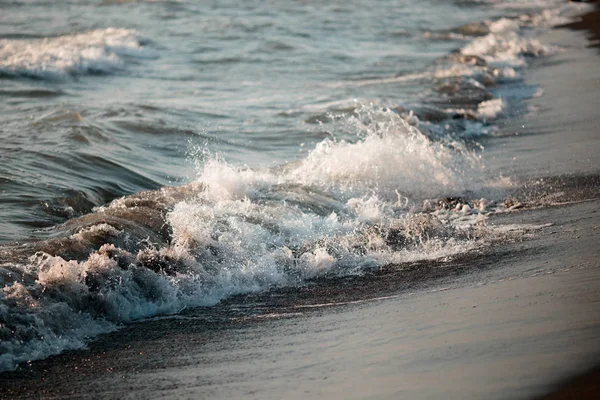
[0,0,588,371]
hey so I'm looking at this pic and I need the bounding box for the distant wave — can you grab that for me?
[0,28,154,80]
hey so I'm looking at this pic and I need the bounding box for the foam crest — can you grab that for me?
[0,28,151,79]
[288,104,481,200]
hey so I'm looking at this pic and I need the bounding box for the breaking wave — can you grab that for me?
[0,103,507,371]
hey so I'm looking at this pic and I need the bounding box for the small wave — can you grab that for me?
[460,31,553,68]
[429,4,579,87]
[0,28,154,80]
[407,4,577,145]
[418,4,571,141]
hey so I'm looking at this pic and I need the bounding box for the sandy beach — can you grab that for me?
[1,2,600,399]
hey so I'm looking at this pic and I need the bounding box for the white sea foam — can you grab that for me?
[461,32,553,68]
[453,1,590,67]
[477,98,504,121]
[289,109,479,200]
[0,28,151,79]
[431,4,573,88]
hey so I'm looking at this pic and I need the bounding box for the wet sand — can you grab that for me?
[1,3,600,400]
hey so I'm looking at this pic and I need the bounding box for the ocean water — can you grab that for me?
[0,0,590,371]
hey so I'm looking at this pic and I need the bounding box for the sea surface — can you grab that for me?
[0,0,591,371]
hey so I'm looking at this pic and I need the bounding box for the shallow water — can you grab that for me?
[0,0,592,371]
